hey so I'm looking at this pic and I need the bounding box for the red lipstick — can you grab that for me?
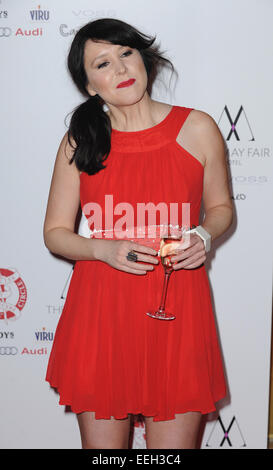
[117,78,136,88]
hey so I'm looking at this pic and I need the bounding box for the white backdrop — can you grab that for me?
[1,0,273,449]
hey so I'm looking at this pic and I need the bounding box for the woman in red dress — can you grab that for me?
[43,18,233,449]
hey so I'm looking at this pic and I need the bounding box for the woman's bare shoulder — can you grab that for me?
[187,108,218,129]
[183,108,224,146]
[59,132,82,176]
[187,109,226,167]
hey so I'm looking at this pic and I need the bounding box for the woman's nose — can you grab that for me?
[115,59,127,74]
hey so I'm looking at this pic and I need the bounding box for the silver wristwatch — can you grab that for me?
[185,225,211,252]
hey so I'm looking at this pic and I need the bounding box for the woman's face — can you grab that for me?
[83,39,148,107]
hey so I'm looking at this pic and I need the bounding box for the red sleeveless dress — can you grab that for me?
[46,105,226,421]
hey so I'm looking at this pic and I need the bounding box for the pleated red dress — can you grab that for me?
[46,105,226,421]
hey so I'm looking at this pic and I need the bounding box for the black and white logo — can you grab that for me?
[218,105,255,142]
[205,415,246,448]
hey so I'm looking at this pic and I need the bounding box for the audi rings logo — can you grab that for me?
[0,27,11,37]
[0,346,18,355]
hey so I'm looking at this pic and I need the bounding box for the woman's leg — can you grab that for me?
[144,411,202,449]
[77,411,132,449]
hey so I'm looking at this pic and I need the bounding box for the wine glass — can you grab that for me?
[146,224,186,321]
[82,223,188,321]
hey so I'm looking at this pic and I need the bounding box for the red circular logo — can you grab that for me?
[0,268,27,322]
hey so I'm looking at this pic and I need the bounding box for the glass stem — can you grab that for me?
[158,269,172,312]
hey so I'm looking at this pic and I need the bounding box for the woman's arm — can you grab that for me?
[43,132,101,261]
[198,111,233,240]
[172,110,233,270]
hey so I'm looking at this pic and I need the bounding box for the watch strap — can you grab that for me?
[185,225,211,252]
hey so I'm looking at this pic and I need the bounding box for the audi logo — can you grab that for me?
[0,346,18,355]
[0,27,11,37]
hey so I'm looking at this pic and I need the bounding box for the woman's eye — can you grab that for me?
[97,62,108,69]
[97,50,133,69]
[122,50,133,57]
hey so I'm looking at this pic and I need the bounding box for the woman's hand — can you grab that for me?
[170,234,206,270]
[95,239,159,275]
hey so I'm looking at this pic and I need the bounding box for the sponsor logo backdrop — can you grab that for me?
[1,0,273,449]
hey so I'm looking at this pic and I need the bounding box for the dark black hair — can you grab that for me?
[66,18,176,175]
